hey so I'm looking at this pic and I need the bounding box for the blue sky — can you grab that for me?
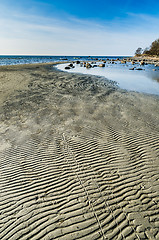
[0,0,159,55]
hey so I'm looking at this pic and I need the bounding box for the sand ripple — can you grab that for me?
[0,65,159,239]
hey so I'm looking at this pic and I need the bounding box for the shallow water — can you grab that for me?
[57,61,159,95]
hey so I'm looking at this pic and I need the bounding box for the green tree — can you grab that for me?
[143,47,150,55]
[148,38,159,56]
[135,47,143,56]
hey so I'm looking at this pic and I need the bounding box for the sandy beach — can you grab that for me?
[0,63,159,240]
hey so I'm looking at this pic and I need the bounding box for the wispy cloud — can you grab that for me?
[0,4,158,55]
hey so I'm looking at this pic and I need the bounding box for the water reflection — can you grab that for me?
[146,71,159,83]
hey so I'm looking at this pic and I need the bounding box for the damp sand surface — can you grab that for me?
[0,63,159,240]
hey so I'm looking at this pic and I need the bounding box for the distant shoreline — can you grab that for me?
[132,55,159,62]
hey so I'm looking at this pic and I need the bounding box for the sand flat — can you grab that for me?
[0,63,159,240]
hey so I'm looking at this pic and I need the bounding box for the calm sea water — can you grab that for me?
[0,55,159,95]
[0,55,123,66]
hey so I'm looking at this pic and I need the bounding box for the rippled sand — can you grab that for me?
[0,63,159,240]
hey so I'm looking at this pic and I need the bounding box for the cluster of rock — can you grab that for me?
[127,57,159,71]
[65,59,113,70]
[64,63,75,70]
[130,57,159,66]
[64,57,159,71]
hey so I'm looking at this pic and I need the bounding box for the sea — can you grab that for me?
[0,55,123,65]
[0,55,159,95]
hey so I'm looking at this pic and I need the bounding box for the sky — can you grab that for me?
[0,0,159,56]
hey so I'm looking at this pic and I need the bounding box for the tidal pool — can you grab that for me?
[57,61,159,95]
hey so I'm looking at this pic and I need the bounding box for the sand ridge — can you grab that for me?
[0,64,159,239]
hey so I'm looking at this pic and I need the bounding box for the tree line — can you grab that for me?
[135,38,159,56]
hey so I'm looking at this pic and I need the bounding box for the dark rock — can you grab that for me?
[129,67,135,70]
[68,63,74,67]
[136,68,143,70]
[65,66,71,69]
[76,61,80,64]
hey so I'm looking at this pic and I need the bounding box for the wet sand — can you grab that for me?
[0,63,159,240]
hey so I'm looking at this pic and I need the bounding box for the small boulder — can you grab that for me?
[86,63,92,68]
[65,66,71,69]
[129,67,135,70]
[99,63,105,67]
[121,60,126,64]
[76,61,80,64]
[68,63,74,67]
[136,68,143,70]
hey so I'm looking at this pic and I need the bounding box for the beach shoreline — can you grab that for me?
[1,63,159,239]
[132,55,159,61]
[131,55,159,66]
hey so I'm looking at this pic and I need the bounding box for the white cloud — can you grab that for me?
[0,7,158,55]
